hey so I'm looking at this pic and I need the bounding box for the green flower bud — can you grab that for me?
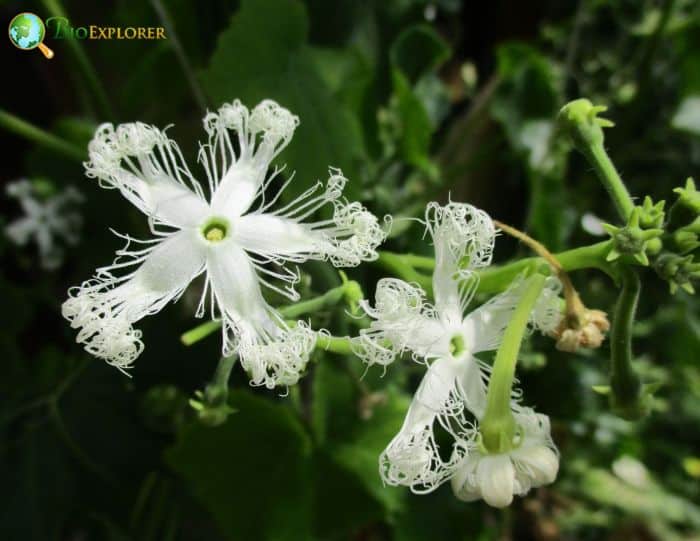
[189,386,237,427]
[674,178,700,214]
[638,196,665,229]
[603,208,664,266]
[558,98,614,150]
[654,252,699,295]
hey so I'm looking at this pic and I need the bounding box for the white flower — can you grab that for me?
[450,407,559,508]
[355,202,561,492]
[63,99,385,386]
[5,179,83,270]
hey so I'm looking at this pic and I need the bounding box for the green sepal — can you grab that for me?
[609,381,663,421]
[189,389,238,427]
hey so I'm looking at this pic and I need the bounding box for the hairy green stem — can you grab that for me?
[210,355,237,390]
[378,240,614,296]
[480,274,546,453]
[609,266,643,418]
[41,0,115,119]
[584,144,635,221]
[316,333,354,355]
[0,109,85,162]
[181,282,356,346]
[376,252,433,292]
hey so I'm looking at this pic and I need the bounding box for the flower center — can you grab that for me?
[201,217,229,243]
[449,334,466,356]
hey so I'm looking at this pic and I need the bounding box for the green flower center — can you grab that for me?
[449,334,466,356]
[202,217,229,243]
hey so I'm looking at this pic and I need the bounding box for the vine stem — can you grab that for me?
[585,143,635,221]
[480,274,546,453]
[316,333,354,355]
[0,109,85,163]
[181,281,357,346]
[494,220,586,323]
[610,266,642,411]
[378,240,615,296]
[41,0,115,119]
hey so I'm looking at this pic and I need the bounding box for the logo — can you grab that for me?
[45,17,167,40]
[8,12,167,59]
[8,12,54,59]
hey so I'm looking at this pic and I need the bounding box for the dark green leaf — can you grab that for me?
[201,0,366,199]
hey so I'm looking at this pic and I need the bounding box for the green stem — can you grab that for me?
[584,144,635,221]
[0,109,85,162]
[41,0,115,119]
[609,266,643,418]
[376,252,432,293]
[378,241,615,296]
[180,320,220,346]
[480,274,546,453]
[210,355,237,391]
[316,334,353,355]
[181,282,356,346]
[150,0,207,113]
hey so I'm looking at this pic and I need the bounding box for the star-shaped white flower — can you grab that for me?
[5,179,83,270]
[450,407,559,507]
[355,202,561,492]
[62,99,385,387]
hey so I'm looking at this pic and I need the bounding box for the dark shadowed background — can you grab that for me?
[1,1,699,540]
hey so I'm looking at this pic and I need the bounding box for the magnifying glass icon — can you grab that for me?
[8,12,55,59]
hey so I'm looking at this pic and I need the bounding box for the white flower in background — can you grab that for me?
[451,407,559,507]
[5,179,83,270]
[355,202,561,492]
[62,99,385,386]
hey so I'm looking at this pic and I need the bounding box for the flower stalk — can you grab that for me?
[494,220,610,351]
[190,355,237,426]
[378,240,615,297]
[558,99,634,221]
[480,273,546,453]
[181,279,363,346]
[0,109,85,163]
[608,266,649,419]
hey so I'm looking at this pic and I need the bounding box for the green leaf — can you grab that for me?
[312,361,408,515]
[385,25,451,174]
[389,25,451,86]
[332,387,410,515]
[166,390,314,540]
[201,0,365,199]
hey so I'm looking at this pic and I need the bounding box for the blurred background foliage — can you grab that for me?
[1,0,699,539]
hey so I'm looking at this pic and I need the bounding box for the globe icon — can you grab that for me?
[8,12,53,58]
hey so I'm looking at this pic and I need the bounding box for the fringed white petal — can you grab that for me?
[461,278,525,354]
[235,168,385,268]
[530,276,563,334]
[450,407,559,508]
[463,274,562,354]
[354,279,448,366]
[203,100,299,217]
[62,229,206,370]
[380,357,468,492]
[238,321,316,389]
[206,241,315,388]
[206,241,275,353]
[477,455,516,508]
[84,122,209,228]
[425,202,495,324]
